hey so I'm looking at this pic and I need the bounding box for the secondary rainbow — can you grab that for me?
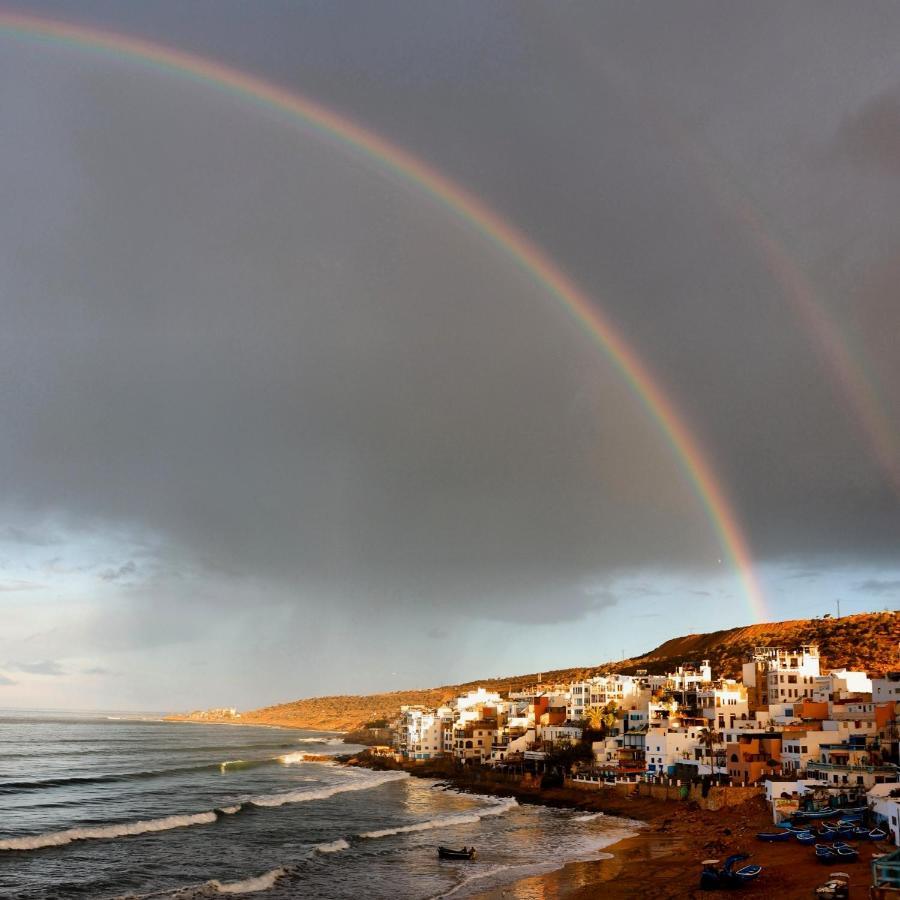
[0,10,769,621]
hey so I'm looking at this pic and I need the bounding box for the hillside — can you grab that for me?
[189,611,900,731]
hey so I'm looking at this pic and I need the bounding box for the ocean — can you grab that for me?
[0,711,637,899]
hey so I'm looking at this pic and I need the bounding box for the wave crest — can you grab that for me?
[315,838,349,854]
[0,811,218,851]
[359,797,516,839]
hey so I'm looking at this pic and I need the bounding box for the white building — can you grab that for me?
[698,680,749,728]
[869,784,900,845]
[873,673,900,705]
[396,705,453,760]
[644,724,705,776]
[765,645,821,704]
[779,729,833,775]
[812,669,873,703]
[566,674,643,722]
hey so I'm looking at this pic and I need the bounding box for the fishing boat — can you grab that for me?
[757,830,792,842]
[437,846,476,860]
[794,809,840,821]
[699,854,763,889]
[815,845,838,863]
[794,831,816,845]
[831,843,859,861]
[868,827,888,841]
[814,872,850,899]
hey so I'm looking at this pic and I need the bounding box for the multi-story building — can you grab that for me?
[395,705,454,760]
[452,717,498,764]
[765,645,821,704]
[813,669,873,703]
[779,728,833,776]
[726,733,783,785]
[644,723,705,776]
[698,680,749,729]
[873,673,900,705]
[566,674,643,722]
[807,737,899,789]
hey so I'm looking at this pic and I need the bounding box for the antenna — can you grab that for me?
[835,599,841,619]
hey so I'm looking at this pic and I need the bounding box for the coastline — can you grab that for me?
[345,754,883,899]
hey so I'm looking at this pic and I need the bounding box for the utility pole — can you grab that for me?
[835,599,841,619]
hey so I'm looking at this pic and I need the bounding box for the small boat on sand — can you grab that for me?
[757,831,792,842]
[437,846,476,860]
[814,872,850,899]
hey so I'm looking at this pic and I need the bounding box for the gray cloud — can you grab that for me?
[9,660,66,676]
[857,579,900,596]
[0,674,16,686]
[835,92,900,175]
[1,1,900,704]
[100,561,138,583]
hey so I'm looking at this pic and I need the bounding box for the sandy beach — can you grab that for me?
[470,796,883,899]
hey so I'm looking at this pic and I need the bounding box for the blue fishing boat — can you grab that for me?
[795,831,816,845]
[868,827,888,841]
[757,830,792,842]
[699,854,763,889]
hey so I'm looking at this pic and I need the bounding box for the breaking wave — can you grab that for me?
[315,838,350,854]
[249,770,407,808]
[0,811,220,851]
[295,737,345,745]
[572,812,605,822]
[359,797,517,839]
[207,866,290,894]
[1,770,408,852]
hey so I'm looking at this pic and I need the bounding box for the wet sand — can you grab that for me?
[472,798,883,899]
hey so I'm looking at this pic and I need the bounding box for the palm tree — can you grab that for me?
[698,726,722,781]
[583,702,619,737]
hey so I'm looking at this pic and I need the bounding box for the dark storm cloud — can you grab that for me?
[1,0,900,703]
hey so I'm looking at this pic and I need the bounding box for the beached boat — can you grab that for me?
[814,872,850,899]
[794,831,816,845]
[757,830,792,842]
[699,854,763,889]
[815,846,838,863]
[437,846,476,860]
[868,827,888,841]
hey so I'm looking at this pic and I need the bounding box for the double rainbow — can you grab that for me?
[0,10,768,621]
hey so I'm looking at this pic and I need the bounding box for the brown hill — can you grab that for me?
[209,611,900,731]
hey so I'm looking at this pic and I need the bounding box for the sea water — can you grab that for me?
[0,710,637,898]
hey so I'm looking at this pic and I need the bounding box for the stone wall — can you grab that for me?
[564,777,762,810]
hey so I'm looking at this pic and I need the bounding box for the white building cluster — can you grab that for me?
[388,635,900,840]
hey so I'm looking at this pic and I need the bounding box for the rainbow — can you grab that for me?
[0,10,769,621]
[599,56,900,499]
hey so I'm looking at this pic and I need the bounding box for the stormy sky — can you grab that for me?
[1,1,899,710]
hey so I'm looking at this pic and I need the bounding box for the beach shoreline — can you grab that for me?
[343,754,883,899]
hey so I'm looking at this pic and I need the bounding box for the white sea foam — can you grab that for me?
[276,751,310,764]
[208,866,289,894]
[0,811,218,851]
[315,837,350,853]
[572,812,604,822]
[250,770,407,808]
[295,737,344,745]
[359,797,517,839]
[217,805,242,816]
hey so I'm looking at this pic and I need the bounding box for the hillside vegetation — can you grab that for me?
[200,611,900,731]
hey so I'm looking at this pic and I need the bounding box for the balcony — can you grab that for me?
[808,762,897,774]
